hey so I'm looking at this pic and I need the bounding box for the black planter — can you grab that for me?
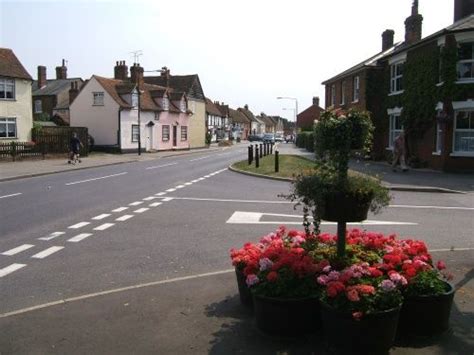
[253,294,321,336]
[321,303,401,355]
[398,282,455,338]
[235,268,253,307]
[322,192,371,222]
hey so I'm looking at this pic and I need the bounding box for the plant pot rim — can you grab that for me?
[320,300,402,316]
[405,281,455,299]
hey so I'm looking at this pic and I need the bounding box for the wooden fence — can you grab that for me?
[0,141,44,161]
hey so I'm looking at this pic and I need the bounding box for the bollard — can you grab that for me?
[265,143,269,156]
[255,145,260,168]
[260,143,263,158]
[263,143,267,156]
[275,150,279,172]
[248,145,253,165]
[270,142,273,154]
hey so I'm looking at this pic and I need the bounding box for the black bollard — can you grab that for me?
[275,150,279,172]
[260,144,263,158]
[255,145,260,168]
[248,145,253,165]
[270,142,273,155]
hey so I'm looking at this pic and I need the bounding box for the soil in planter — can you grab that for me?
[253,294,321,336]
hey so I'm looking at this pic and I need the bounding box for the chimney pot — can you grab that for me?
[130,63,144,89]
[382,29,395,51]
[404,1,423,45]
[313,96,320,107]
[69,80,79,104]
[114,60,128,80]
[37,66,47,89]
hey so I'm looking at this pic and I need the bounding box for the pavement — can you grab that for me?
[0,142,473,354]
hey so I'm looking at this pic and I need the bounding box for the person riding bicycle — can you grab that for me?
[68,132,83,164]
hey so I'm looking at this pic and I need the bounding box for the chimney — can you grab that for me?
[312,96,320,107]
[37,66,47,89]
[160,66,170,87]
[454,0,474,22]
[404,0,423,45]
[114,60,128,80]
[55,59,67,80]
[130,63,144,89]
[69,81,79,104]
[382,29,395,51]
[244,104,249,110]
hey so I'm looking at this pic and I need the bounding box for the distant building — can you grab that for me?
[0,48,33,142]
[296,97,324,131]
[205,98,229,142]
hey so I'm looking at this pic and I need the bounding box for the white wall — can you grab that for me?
[120,109,155,151]
[70,76,119,146]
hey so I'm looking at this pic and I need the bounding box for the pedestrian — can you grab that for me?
[392,131,408,172]
[68,132,83,164]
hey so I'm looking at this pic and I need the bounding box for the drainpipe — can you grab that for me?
[118,107,122,151]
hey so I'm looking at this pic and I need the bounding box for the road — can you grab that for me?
[1,144,473,317]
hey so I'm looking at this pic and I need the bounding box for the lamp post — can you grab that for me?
[277,96,298,122]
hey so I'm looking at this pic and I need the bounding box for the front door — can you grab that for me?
[173,126,177,147]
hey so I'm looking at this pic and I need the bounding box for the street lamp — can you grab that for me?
[277,96,298,122]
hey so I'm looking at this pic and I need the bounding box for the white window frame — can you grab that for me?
[341,80,346,105]
[0,77,15,100]
[388,113,403,149]
[162,97,169,111]
[457,42,474,82]
[330,84,336,106]
[453,110,474,155]
[181,126,188,141]
[0,117,17,138]
[34,99,42,113]
[180,99,186,113]
[162,125,170,141]
[131,124,139,142]
[93,92,104,106]
[131,91,139,108]
[390,62,404,94]
[434,121,443,154]
[352,76,359,102]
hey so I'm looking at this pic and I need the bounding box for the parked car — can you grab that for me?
[285,135,295,143]
[248,134,263,142]
[275,133,284,142]
[262,133,275,143]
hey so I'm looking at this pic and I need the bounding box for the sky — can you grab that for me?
[1,0,454,121]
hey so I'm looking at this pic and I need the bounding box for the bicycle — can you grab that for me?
[68,151,81,165]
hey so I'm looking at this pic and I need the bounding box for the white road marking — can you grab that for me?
[197,178,205,181]
[92,213,111,220]
[68,233,93,243]
[142,196,156,201]
[155,192,166,196]
[0,193,22,199]
[225,211,418,226]
[129,201,144,206]
[203,175,211,178]
[189,156,210,162]
[2,244,35,256]
[175,185,185,189]
[68,222,90,229]
[0,268,234,317]
[161,197,173,202]
[112,207,128,212]
[94,223,114,231]
[190,179,200,183]
[146,162,178,170]
[166,188,176,192]
[65,172,128,186]
[116,214,134,222]
[429,247,474,252]
[0,264,27,278]
[389,204,474,211]
[134,208,149,213]
[38,231,65,241]
[159,196,291,204]
[149,202,162,207]
[184,182,192,186]
[31,246,64,259]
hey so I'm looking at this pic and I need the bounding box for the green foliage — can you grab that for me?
[251,271,321,299]
[295,132,314,152]
[404,270,451,297]
[205,132,212,145]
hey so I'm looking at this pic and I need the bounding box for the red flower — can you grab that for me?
[327,281,345,298]
[267,271,278,282]
[436,260,446,270]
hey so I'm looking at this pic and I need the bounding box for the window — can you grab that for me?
[330,84,336,106]
[341,81,346,105]
[453,110,474,153]
[435,122,443,153]
[457,42,474,81]
[93,92,104,106]
[0,117,17,138]
[131,125,139,142]
[162,97,169,111]
[389,113,403,148]
[181,126,188,141]
[162,125,170,141]
[0,78,15,99]
[390,62,404,93]
[353,76,360,102]
[34,99,42,113]
[180,99,186,113]
[131,92,138,108]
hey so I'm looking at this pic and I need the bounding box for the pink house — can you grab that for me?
[70,61,192,152]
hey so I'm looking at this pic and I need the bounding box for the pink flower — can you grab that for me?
[317,275,329,285]
[352,312,363,320]
[380,280,396,292]
[246,274,259,287]
[322,265,332,273]
[328,271,340,281]
[347,289,360,302]
[437,260,446,270]
[259,257,273,271]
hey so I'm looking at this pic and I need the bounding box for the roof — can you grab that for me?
[229,108,250,124]
[144,74,205,100]
[297,103,324,118]
[205,98,224,116]
[238,106,257,122]
[0,48,32,80]
[32,78,83,96]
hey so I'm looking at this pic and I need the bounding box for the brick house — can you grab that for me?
[296,97,324,131]
[229,107,250,140]
[322,0,474,171]
[205,98,229,142]
[32,60,84,125]
[0,48,33,142]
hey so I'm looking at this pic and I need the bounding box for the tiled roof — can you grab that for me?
[144,74,205,100]
[297,104,324,118]
[0,48,32,80]
[238,106,257,122]
[32,78,83,96]
[229,108,250,124]
[205,98,223,116]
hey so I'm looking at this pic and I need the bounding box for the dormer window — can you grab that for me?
[0,77,15,100]
[131,91,139,108]
[162,97,169,111]
[457,42,474,81]
[180,99,186,113]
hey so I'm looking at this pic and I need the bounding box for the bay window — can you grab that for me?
[453,110,474,153]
